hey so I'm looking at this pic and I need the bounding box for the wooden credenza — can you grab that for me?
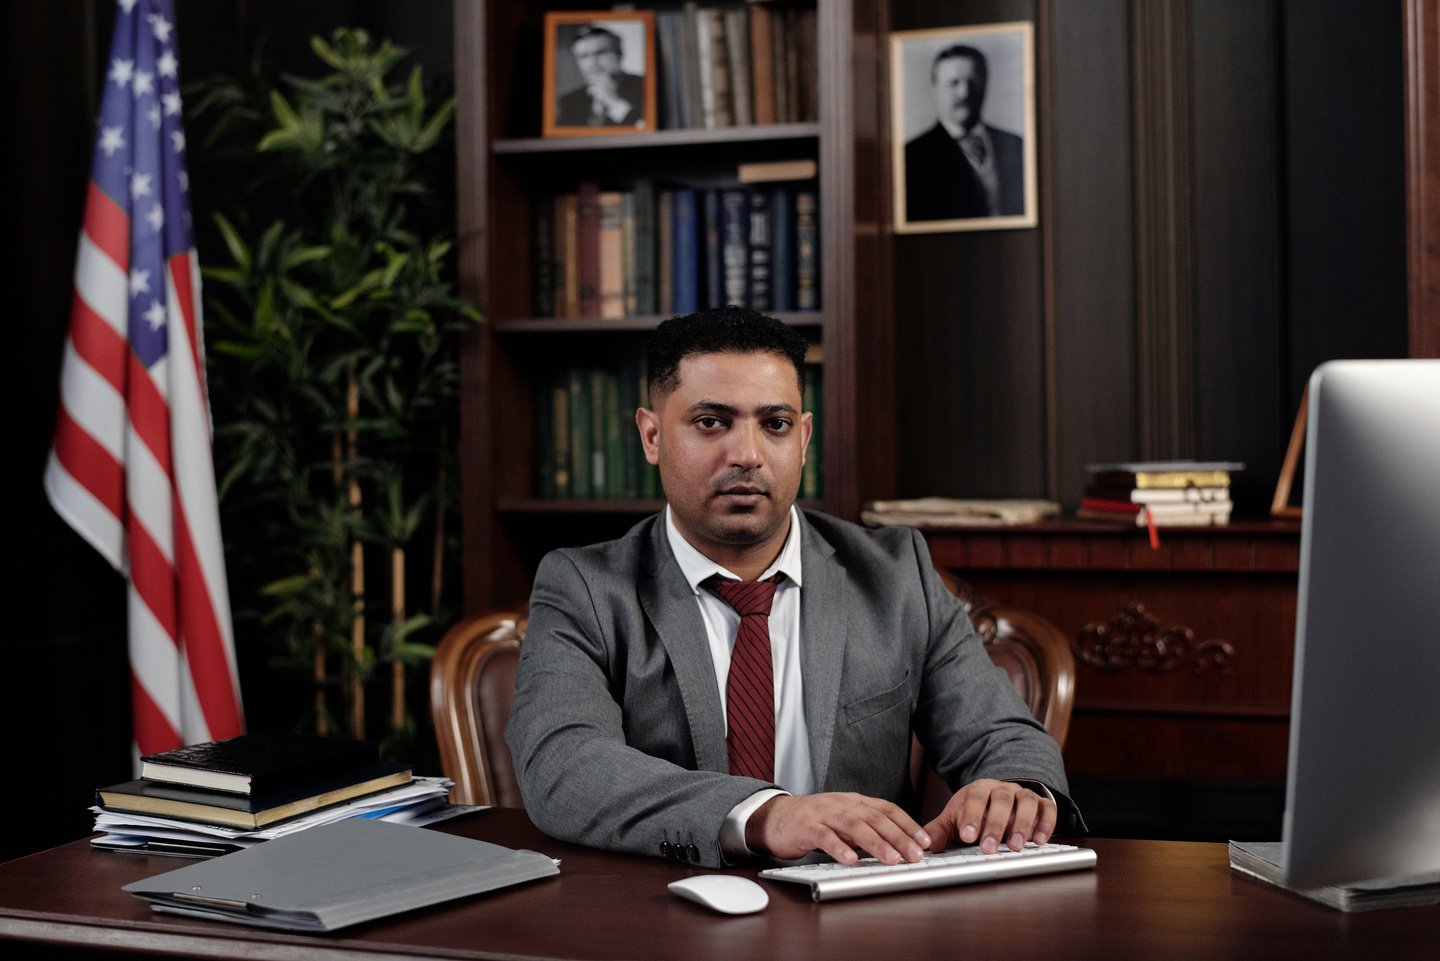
[923,520,1302,786]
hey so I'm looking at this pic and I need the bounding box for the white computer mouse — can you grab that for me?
[668,874,770,914]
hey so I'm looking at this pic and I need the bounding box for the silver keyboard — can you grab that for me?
[759,842,1097,901]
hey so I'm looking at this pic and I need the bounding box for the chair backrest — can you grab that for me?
[431,579,1076,812]
[904,571,1077,821]
[429,611,527,807]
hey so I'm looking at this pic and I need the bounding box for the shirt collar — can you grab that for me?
[665,505,804,592]
[939,117,990,145]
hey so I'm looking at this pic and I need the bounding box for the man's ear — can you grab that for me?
[636,406,661,465]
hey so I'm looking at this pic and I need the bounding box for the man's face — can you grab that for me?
[572,34,621,85]
[932,54,986,129]
[637,351,812,569]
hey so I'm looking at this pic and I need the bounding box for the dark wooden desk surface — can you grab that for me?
[1,808,1434,961]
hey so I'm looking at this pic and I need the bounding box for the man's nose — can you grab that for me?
[728,421,765,468]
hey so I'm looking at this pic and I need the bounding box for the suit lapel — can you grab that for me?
[798,514,849,791]
[638,518,729,773]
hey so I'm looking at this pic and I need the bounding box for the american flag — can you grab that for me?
[44,0,244,758]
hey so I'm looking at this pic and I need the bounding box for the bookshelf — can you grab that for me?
[454,1,893,611]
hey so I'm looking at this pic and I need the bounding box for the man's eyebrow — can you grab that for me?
[686,401,798,416]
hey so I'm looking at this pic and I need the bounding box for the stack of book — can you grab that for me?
[1078,461,1244,527]
[92,731,455,856]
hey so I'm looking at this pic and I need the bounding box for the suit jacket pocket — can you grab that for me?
[842,672,912,726]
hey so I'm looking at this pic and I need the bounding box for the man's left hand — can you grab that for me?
[921,779,1057,854]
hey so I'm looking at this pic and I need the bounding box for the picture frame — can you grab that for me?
[890,22,1038,233]
[542,10,657,138]
[1270,386,1308,519]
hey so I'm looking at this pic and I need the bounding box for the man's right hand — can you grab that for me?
[745,793,931,865]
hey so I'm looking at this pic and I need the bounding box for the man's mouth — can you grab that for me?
[715,485,768,505]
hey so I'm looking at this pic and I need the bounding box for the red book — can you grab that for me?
[576,182,602,317]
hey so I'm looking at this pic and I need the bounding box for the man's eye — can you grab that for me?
[766,419,793,432]
[696,416,725,430]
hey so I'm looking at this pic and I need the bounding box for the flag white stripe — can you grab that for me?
[42,452,126,571]
[73,232,129,339]
[129,584,183,738]
[57,340,126,463]
[124,421,176,567]
[166,268,240,671]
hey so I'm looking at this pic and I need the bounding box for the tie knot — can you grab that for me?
[707,574,781,617]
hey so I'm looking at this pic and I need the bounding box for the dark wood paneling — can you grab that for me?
[1281,0,1409,395]
[1190,1,1285,510]
[1047,0,1136,505]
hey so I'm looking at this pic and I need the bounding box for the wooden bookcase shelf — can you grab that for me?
[454,0,893,610]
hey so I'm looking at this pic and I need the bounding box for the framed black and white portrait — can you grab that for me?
[543,10,657,137]
[890,22,1037,233]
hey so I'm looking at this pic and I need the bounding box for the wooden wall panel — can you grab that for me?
[1047,0,1136,503]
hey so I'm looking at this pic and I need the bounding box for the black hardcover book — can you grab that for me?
[98,761,413,829]
[139,731,379,795]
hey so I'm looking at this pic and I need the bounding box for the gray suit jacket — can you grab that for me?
[506,510,1078,867]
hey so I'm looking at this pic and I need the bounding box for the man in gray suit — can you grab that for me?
[507,307,1080,868]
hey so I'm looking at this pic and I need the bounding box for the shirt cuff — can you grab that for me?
[719,788,789,863]
[1009,779,1056,805]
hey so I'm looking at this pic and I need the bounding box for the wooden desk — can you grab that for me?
[1,809,1434,961]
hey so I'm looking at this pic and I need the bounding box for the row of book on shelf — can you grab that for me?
[1076,461,1245,527]
[533,171,819,320]
[535,358,823,501]
[653,3,819,131]
[92,731,461,857]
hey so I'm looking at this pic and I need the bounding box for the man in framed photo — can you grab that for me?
[556,24,646,128]
[904,44,1024,221]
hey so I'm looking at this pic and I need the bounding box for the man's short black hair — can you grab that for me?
[647,306,808,400]
[931,43,989,84]
[572,24,622,54]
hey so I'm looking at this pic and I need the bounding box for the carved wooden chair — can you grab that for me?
[430,575,1076,813]
[429,611,527,807]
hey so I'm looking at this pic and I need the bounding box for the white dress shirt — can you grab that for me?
[664,507,811,859]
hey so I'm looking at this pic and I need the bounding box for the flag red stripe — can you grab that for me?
[83,181,130,268]
[131,672,182,757]
[68,295,129,394]
[51,408,125,518]
[125,353,174,479]
[127,521,179,642]
[172,508,243,737]
[167,254,211,423]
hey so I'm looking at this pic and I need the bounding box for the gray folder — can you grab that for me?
[123,817,560,932]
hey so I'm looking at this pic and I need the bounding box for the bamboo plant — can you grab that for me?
[190,29,480,754]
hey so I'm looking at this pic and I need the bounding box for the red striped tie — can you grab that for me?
[708,574,783,781]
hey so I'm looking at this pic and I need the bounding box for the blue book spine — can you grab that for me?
[769,185,795,312]
[671,189,700,314]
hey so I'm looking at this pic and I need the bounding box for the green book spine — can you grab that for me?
[604,371,625,497]
[632,180,657,316]
[568,368,591,499]
[552,380,571,498]
[589,367,608,496]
